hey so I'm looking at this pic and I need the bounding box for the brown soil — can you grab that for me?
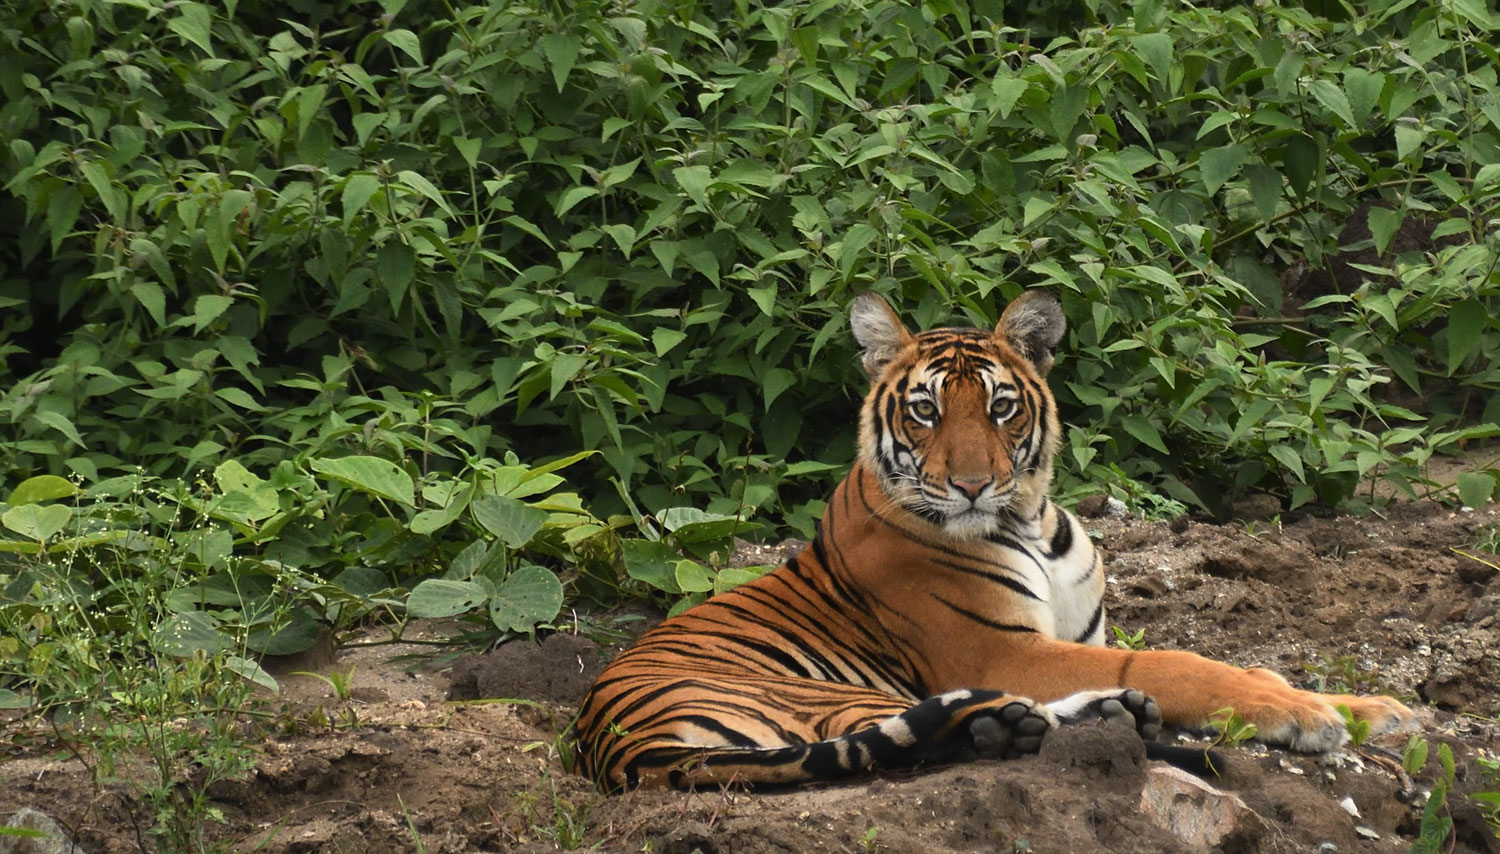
[5,501,1500,854]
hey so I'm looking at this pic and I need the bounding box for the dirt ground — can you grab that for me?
[5,498,1500,854]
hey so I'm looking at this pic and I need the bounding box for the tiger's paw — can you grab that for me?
[966,699,1056,760]
[1048,688,1163,741]
[1209,668,1417,752]
[1325,692,1420,737]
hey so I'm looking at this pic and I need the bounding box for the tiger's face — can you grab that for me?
[850,292,1066,540]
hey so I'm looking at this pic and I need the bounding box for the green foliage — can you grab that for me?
[1111,625,1147,650]
[1411,741,1458,854]
[0,483,266,853]
[3,0,1498,529]
[1206,706,1258,749]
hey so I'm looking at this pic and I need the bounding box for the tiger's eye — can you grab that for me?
[990,398,1016,419]
[909,399,937,420]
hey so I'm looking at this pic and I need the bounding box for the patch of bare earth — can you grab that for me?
[4,502,1500,853]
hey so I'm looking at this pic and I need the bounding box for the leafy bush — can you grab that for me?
[3,0,1498,528]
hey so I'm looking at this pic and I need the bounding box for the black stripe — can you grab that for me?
[930,556,1043,601]
[1048,512,1073,557]
[930,594,1037,633]
[1074,601,1103,643]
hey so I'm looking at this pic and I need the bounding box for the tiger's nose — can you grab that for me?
[950,476,993,499]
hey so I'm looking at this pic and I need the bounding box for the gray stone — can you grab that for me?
[0,808,85,854]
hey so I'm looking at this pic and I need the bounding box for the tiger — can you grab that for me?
[573,291,1417,790]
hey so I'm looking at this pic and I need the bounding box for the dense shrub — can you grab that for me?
[3,0,1499,526]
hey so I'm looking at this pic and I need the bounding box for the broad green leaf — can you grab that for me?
[990,76,1028,118]
[1049,85,1087,142]
[674,560,713,593]
[1132,32,1174,88]
[1245,164,1283,221]
[548,352,587,399]
[763,368,795,410]
[215,387,266,411]
[2,504,71,542]
[1367,206,1401,256]
[383,29,423,64]
[1268,445,1306,482]
[189,294,233,333]
[1445,299,1488,374]
[131,282,167,326]
[8,475,78,506]
[397,171,453,215]
[659,507,754,544]
[714,567,765,594]
[1199,143,1249,195]
[156,611,226,656]
[540,33,581,92]
[471,494,548,548]
[490,565,564,633]
[225,655,280,693]
[407,579,489,618]
[836,223,879,278]
[1281,134,1319,197]
[1343,69,1385,126]
[32,411,85,448]
[554,186,598,218]
[248,607,324,656]
[653,328,688,356]
[1121,414,1169,455]
[310,456,415,506]
[1456,472,1496,509]
[622,539,681,593]
[674,165,712,208]
[377,241,416,312]
[80,160,124,221]
[601,223,636,255]
[1309,80,1357,128]
[167,1,214,56]
[342,174,381,222]
[48,185,82,251]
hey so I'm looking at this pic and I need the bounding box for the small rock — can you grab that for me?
[1355,825,1382,840]
[1,808,87,854]
[1139,764,1258,848]
[1317,844,1338,854]
[1338,796,1360,818]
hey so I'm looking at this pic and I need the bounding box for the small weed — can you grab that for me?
[399,795,427,854]
[859,826,881,852]
[1335,705,1371,747]
[1411,742,1457,854]
[1301,653,1383,695]
[1472,752,1500,838]
[291,667,358,702]
[1474,524,1500,556]
[1111,625,1147,651]
[1206,708,1258,749]
[1243,515,1282,538]
[1402,734,1430,777]
[513,771,603,851]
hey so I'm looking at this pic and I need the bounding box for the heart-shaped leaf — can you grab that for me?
[2,504,71,543]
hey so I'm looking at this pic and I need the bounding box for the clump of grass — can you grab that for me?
[0,478,288,853]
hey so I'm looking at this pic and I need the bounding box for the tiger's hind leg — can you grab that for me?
[612,687,1162,789]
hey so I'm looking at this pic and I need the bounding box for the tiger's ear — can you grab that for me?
[850,292,912,378]
[997,291,1066,375]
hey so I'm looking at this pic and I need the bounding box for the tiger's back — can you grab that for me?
[574,292,1416,790]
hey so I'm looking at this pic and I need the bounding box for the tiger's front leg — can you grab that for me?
[980,638,1417,752]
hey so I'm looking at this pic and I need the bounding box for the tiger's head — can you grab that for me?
[850,292,1066,540]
